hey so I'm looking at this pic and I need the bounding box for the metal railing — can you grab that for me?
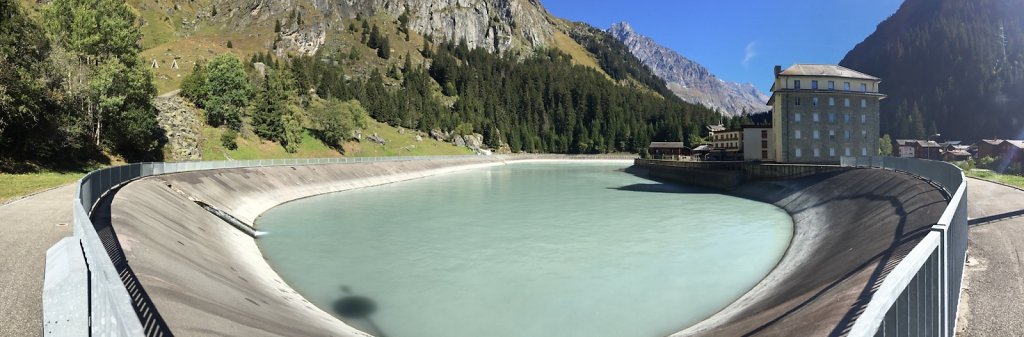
[45,153,638,336]
[841,156,968,337]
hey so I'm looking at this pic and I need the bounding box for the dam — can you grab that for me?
[43,155,968,337]
[256,162,792,337]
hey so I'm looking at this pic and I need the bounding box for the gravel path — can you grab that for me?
[958,178,1024,336]
[0,184,75,336]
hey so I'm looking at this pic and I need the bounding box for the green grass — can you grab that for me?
[200,121,472,161]
[0,171,86,204]
[966,169,1024,189]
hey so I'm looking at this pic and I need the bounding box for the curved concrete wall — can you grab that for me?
[100,157,520,336]
[99,157,946,336]
[634,162,949,336]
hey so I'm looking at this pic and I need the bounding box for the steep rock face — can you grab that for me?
[609,22,769,116]
[338,0,555,53]
[206,0,555,56]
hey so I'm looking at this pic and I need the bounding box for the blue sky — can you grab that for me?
[543,0,904,94]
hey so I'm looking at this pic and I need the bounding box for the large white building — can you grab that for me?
[768,64,886,163]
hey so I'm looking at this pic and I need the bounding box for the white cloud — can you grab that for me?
[742,41,759,68]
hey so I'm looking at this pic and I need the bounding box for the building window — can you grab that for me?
[844,82,851,91]
[795,130,802,139]
[794,80,801,89]
[829,147,836,157]
[796,148,802,158]
[861,114,866,123]
[844,113,850,123]
[844,98,851,107]
[844,130,850,140]
[761,140,768,148]
[828,81,835,90]
[814,148,821,157]
[795,97,801,106]
[845,147,851,156]
[761,130,768,138]
[813,112,820,122]
[762,150,768,159]
[828,113,836,123]
[862,130,867,140]
[813,130,820,139]
[829,97,835,106]
[812,80,819,89]
[860,83,867,92]
[829,129,836,140]
[813,97,819,107]
[795,113,802,122]
[862,147,868,156]
[861,99,867,108]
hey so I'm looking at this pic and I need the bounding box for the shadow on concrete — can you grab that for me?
[969,209,1024,227]
[333,286,388,337]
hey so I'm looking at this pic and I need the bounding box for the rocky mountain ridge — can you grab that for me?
[608,21,769,116]
[200,0,556,56]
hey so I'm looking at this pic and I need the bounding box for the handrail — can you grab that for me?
[842,156,968,337]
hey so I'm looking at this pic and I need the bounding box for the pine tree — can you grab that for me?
[274,19,281,33]
[378,37,391,59]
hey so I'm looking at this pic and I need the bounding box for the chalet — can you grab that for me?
[896,139,916,158]
[896,139,942,160]
[649,142,690,160]
[975,139,1004,159]
[1001,140,1024,163]
[943,149,972,161]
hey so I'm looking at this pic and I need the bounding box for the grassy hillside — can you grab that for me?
[200,121,472,161]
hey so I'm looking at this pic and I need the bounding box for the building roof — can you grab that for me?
[942,141,962,146]
[706,124,726,132]
[949,145,971,151]
[979,139,1004,146]
[896,139,915,146]
[1005,140,1024,149]
[918,140,941,148]
[692,145,712,152]
[779,64,880,81]
[946,150,971,157]
[649,142,688,149]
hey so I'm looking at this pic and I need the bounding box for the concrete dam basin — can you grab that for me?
[94,156,948,336]
[256,162,792,337]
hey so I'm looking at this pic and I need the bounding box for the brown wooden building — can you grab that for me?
[649,142,690,160]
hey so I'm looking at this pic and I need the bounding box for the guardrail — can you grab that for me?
[43,153,637,336]
[841,156,968,337]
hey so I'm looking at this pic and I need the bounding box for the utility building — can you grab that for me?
[768,64,885,163]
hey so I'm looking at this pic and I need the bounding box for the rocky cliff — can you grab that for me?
[203,0,555,55]
[608,22,769,116]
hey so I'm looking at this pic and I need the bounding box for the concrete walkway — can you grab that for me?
[0,184,75,337]
[958,178,1024,336]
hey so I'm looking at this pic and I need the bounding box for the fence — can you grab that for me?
[841,156,969,337]
[44,153,637,336]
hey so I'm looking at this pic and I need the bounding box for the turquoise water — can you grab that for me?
[256,162,792,337]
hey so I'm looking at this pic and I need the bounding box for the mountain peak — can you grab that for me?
[606,23,769,116]
[609,21,634,34]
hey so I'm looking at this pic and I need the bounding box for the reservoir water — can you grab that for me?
[256,162,792,337]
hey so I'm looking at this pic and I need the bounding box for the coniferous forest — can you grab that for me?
[841,0,1024,142]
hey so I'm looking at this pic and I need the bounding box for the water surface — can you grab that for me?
[257,162,791,337]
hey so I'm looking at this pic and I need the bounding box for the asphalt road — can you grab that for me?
[0,184,75,337]
[958,178,1024,336]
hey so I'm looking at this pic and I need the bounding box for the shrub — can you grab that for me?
[220,129,238,150]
